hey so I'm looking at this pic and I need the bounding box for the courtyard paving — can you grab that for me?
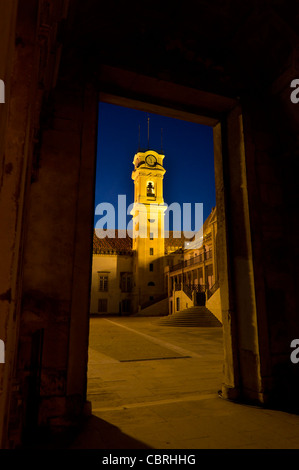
[71,316,299,449]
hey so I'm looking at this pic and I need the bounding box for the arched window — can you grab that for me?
[147,181,155,197]
[148,281,155,286]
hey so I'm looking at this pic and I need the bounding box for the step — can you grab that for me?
[156,306,222,327]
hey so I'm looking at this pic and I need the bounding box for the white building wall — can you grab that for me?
[90,254,134,315]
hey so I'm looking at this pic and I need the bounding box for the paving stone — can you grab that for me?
[70,316,299,449]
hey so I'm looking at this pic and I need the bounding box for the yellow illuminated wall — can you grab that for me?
[131,150,167,308]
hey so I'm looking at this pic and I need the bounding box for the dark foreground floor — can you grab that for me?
[65,316,299,449]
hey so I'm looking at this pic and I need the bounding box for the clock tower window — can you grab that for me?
[147,181,155,197]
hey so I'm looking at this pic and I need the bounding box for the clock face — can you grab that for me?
[145,154,157,166]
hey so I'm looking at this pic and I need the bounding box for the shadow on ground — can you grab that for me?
[20,415,151,449]
[69,415,152,449]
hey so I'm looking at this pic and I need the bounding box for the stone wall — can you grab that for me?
[206,289,222,324]
[1,0,299,448]
[16,81,98,437]
[0,0,71,447]
[138,298,169,317]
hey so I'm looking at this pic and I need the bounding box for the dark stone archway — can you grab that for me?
[1,0,299,447]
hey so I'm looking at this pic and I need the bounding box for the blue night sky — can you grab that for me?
[94,102,215,230]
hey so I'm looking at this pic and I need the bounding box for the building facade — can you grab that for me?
[164,206,218,316]
[90,231,134,315]
[131,149,168,308]
[90,150,218,316]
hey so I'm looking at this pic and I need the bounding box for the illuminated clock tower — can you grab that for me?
[131,150,167,310]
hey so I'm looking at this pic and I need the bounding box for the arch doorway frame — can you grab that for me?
[75,64,268,407]
[2,66,268,448]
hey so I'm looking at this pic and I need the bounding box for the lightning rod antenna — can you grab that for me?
[138,124,140,151]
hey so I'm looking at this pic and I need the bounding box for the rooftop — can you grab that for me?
[93,207,216,255]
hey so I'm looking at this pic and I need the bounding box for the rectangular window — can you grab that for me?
[149,263,154,272]
[120,272,133,292]
[98,274,108,292]
[98,298,108,313]
[150,248,154,255]
[150,232,154,240]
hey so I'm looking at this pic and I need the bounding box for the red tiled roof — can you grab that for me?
[93,229,132,254]
[93,208,216,254]
[93,230,193,254]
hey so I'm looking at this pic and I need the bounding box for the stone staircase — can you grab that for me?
[156,306,222,327]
